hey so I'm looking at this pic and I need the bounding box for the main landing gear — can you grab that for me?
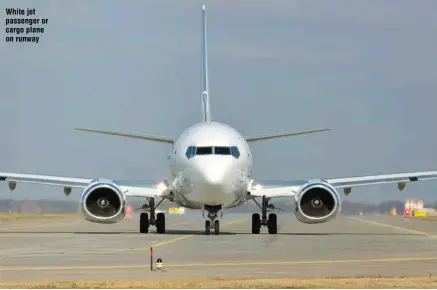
[139,197,166,234]
[251,196,278,234]
[203,205,222,235]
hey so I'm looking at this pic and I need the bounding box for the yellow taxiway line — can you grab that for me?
[150,218,248,248]
[0,221,79,230]
[353,217,437,239]
[0,218,248,258]
[1,256,436,272]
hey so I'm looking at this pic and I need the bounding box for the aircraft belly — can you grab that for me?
[184,188,237,207]
[174,183,242,208]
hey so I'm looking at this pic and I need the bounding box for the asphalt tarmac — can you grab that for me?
[1,213,436,282]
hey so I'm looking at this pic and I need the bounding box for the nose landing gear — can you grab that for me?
[205,219,220,235]
[202,205,222,235]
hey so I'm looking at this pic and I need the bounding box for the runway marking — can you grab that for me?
[353,218,437,239]
[0,218,250,258]
[150,218,248,248]
[170,221,190,226]
[0,221,78,230]
[1,256,436,272]
[0,219,190,231]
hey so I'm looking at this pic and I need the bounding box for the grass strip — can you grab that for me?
[1,276,436,289]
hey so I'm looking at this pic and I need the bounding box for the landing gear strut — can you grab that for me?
[203,205,222,235]
[139,197,166,234]
[251,196,277,234]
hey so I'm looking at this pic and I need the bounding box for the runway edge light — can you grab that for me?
[156,257,163,271]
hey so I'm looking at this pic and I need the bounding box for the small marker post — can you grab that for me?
[150,247,153,271]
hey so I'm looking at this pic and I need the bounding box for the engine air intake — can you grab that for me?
[295,182,341,224]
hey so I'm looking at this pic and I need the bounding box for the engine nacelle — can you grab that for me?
[294,181,341,224]
[79,180,126,224]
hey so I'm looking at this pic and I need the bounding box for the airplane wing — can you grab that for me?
[244,128,331,143]
[0,172,167,198]
[75,128,174,144]
[250,170,437,198]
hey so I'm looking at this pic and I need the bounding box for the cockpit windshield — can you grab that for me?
[185,146,240,159]
[214,146,231,155]
[195,147,213,155]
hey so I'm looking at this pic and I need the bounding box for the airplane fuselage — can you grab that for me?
[167,121,252,210]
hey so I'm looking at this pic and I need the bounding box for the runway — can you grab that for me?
[1,213,437,283]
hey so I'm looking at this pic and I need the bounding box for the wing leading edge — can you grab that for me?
[245,128,331,142]
[0,172,167,198]
[75,128,174,144]
[251,170,437,198]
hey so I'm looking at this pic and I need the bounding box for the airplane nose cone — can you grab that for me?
[203,165,225,185]
[195,158,232,187]
[186,157,239,206]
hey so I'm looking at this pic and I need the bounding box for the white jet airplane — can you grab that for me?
[2,5,437,235]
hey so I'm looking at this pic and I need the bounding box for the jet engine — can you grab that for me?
[294,181,341,224]
[79,179,126,224]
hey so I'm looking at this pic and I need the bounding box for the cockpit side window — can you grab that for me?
[231,146,240,159]
[195,146,213,155]
[215,146,231,155]
[185,146,196,159]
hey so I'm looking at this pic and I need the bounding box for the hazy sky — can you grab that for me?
[1,0,436,204]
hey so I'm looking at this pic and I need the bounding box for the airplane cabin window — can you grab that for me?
[185,146,196,159]
[215,146,231,155]
[196,146,213,155]
[231,146,240,159]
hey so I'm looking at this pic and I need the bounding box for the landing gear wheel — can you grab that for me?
[268,213,277,234]
[252,213,261,234]
[140,213,149,234]
[214,220,220,235]
[156,212,166,234]
[205,220,211,235]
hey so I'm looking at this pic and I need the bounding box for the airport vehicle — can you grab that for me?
[2,5,437,235]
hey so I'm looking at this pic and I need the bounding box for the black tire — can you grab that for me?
[156,212,166,234]
[214,220,220,235]
[205,220,211,235]
[140,212,149,234]
[252,213,261,234]
[268,213,277,234]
